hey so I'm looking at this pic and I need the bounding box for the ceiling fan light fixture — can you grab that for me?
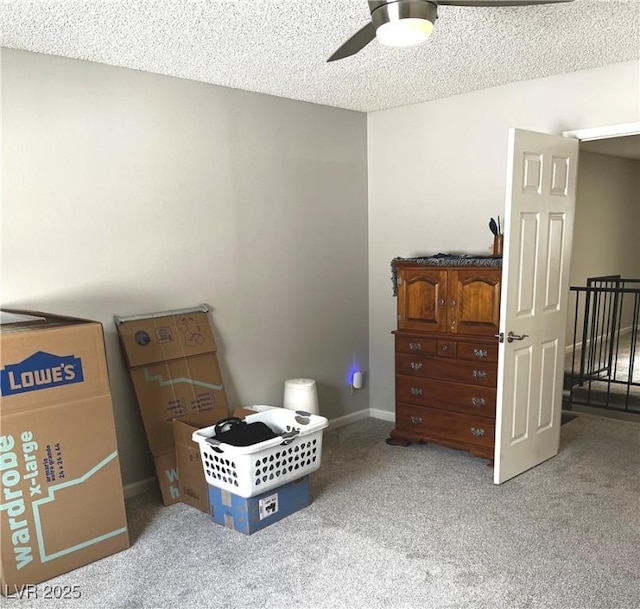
[376,17,434,47]
[372,1,438,48]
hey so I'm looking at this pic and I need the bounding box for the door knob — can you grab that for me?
[507,331,530,343]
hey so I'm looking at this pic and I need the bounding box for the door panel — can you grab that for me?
[538,339,558,429]
[511,345,532,442]
[517,214,539,317]
[494,128,578,484]
[544,214,565,310]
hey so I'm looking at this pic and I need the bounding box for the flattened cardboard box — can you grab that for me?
[129,353,226,457]
[0,310,129,593]
[115,308,228,506]
[117,310,217,368]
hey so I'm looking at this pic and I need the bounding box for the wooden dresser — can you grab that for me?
[388,256,502,460]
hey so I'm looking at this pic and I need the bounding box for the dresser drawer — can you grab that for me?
[396,353,497,387]
[436,340,457,358]
[457,341,498,363]
[396,403,495,450]
[395,335,437,356]
[396,375,496,418]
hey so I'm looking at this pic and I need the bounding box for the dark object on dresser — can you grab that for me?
[387,256,502,461]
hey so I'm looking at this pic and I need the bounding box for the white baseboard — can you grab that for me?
[327,407,395,428]
[565,324,636,355]
[368,408,395,422]
[327,408,371,429]
[123,476,156,499]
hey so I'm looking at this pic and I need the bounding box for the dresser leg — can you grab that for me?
[385,437,411,446]
[385,430,412,447]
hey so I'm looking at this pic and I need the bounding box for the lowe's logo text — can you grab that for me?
[0,351,84,396]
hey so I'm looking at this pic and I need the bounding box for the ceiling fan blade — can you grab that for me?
[437,0,573,6]
[327,22,377,62]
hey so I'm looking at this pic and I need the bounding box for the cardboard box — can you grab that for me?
[232,405,278,419]
[129,352,226,456]
[153,450,181,506]
[0,310,129,593]
[208,476,311,535]
[115,306,229,506]
[172,411,223,513]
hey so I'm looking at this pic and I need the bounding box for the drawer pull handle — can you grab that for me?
[409,342,421,351]
[450,300,457,307]
[441,345,449,352]
[410,416,423,425]
[471,397,486,407]
[410,387,423,397]
[472,370,487,379]
[438,298,445,306]
[410,362,423,371]
[470,427,486,437]
[474,349,488,359]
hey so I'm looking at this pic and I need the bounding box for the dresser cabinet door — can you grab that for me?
[397,269,447,333]
[449,269,501,336]
[397,267,501,335]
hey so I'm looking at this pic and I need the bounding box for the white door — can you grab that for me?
[494,128,579,484]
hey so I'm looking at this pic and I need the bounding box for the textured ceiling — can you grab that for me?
[1,0,639,112]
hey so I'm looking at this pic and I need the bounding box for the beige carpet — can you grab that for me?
[11,414,640,609]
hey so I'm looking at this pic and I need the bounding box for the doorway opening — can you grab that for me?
[562,123,640,420]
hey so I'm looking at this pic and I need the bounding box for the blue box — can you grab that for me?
[208,476,311,535]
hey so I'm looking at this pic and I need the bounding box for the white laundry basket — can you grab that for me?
[192,408,328,498]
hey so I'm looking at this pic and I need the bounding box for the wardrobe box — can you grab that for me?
[208,476,311,535]
[114,307,228,506]
[0,310,129,593]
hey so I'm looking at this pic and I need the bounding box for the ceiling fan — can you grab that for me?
[327,0,574,62]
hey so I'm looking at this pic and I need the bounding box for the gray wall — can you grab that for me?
[1,49,369,487]
[367,60,640,415]
[571,151,640,286]
[568,150,640,343]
